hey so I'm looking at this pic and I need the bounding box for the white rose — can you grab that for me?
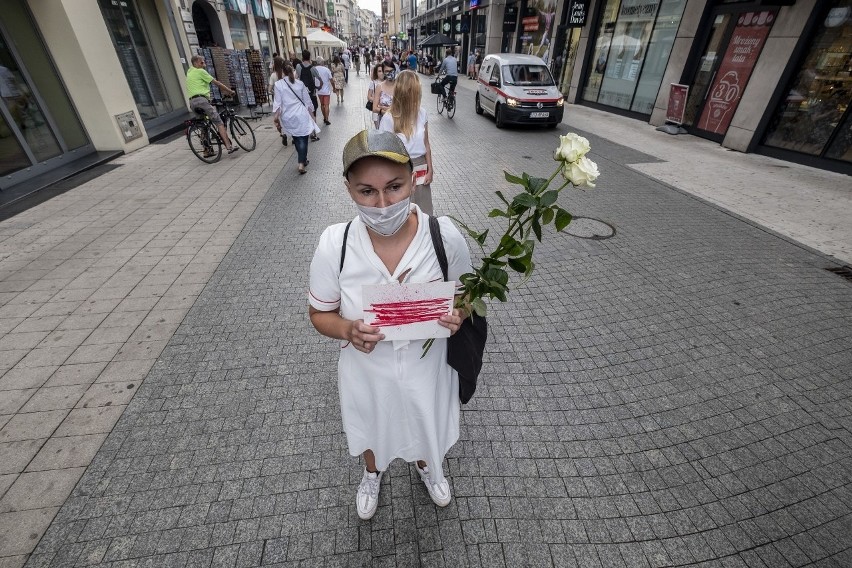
[554,133,591,163]
[562,156,600,188]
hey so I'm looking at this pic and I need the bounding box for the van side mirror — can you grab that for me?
[489,78,499,87]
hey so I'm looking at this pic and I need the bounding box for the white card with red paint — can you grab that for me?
[362,281,456,341]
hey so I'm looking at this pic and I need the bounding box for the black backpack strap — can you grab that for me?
[339,221,352,274]
[428,216,449,282]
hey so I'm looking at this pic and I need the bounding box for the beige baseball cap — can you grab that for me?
[342,129,411,176]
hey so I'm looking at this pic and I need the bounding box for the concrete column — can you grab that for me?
[723,0,816,152]
[28,0,149,152]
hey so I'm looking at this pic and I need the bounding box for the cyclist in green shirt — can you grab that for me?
[186,55,237,153]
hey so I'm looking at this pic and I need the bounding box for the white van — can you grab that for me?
[475,53,564,129]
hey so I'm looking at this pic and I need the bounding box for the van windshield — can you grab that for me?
[501,64,555,86]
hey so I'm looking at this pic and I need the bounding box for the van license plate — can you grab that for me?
[529,111,549,118]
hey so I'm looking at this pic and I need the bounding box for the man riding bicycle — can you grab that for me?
[437,48,459,97]
[186,55,237,154]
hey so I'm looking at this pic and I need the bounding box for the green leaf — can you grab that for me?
[512,193,538,208]
[475,229,489,246]
[471,297,487,317]
[532,217,542,242]
[542,207,554,225]
[482,257,506,267]
[508,257,526,273]
[528,176,548,194]
[540,190,559,207]
[494,190,510,206]
[488,208,507,218]
[555,208,573,232]
[504,171,525,186]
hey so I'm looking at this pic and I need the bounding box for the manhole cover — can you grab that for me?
[564,216,616,240]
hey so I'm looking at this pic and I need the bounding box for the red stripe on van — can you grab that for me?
[477,78,562,103]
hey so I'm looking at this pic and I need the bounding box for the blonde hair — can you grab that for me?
[388,70,421,140]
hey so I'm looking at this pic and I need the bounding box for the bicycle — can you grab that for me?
[435,74,457,119]
[185,99,256,164]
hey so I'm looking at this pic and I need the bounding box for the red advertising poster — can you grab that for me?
[697,11,776,134]
[667,84,689,124]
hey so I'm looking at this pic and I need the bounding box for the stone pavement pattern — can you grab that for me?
[2,74,851,567]
[0,125,288,567]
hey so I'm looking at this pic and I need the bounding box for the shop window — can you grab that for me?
[98,0,179,122]
[583,0,686,114]
[763,1,851,163]
[0,0,90,180]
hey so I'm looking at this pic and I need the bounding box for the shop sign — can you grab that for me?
[697,11,776,134]
[619,1,659,18]
[503,5,518,32]
[327,0,334,16]
[443,22,451,31]
[666,84,688,125]
[180,9,193,22]
[567,0,590,27]
[470,0,479,10]
[522,16,539,32]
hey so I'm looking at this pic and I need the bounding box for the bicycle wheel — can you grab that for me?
[447,95,456,119]
[437,93,445,115]
[230,116,256,152]
[187,123,222,164]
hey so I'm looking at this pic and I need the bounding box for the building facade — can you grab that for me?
[411,0,850,174]
[0,0,288,193]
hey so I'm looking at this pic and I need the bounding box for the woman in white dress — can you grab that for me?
[372,61,397,127]
[366,63,384,128]
[268,56,288,146]
[308,129,471,520]
[379,70,434,215]
[272,62,316,175]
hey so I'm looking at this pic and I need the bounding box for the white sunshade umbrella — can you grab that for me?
[305,29,346,48]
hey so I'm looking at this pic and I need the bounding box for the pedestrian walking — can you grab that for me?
[296,50,323,141]
[353,51,361,76]
[341,50,351,83]
[268,56,288,146]
[372,61,396,121]
[332,56,346,104]
[367,63,385,128]
[475,51,482,78]
[314,57,333,125]
[272,62,316,175]
[467,51,476,79]
[378,70,434,215]
[308,128,471,520]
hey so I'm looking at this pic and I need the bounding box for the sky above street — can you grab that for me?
[359,0,381,15]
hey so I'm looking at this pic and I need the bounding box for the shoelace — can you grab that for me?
[362,474,380,497]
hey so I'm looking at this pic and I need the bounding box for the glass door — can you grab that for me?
[685,8,777,141]
[98,0,175,122]
[681,11,733,133]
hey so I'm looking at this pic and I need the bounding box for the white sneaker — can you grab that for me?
[356,468,382,520]
[416,463,452,507]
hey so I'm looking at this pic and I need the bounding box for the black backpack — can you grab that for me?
[298,63,316,94]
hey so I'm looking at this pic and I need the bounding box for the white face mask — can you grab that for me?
[357,197,411,236]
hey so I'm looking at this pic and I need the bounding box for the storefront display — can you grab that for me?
[582,0,686,115]
[763,1,851,164]
[228,12,250,50]
[0,0,90,184]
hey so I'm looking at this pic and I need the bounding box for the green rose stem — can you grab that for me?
[421,146,598,359]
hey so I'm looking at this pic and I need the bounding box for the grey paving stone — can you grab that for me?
[11,83,852,568]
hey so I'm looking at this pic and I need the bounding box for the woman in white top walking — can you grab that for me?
[379,70,434,214]
[268,57,288,146]
[272,62,316,175]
